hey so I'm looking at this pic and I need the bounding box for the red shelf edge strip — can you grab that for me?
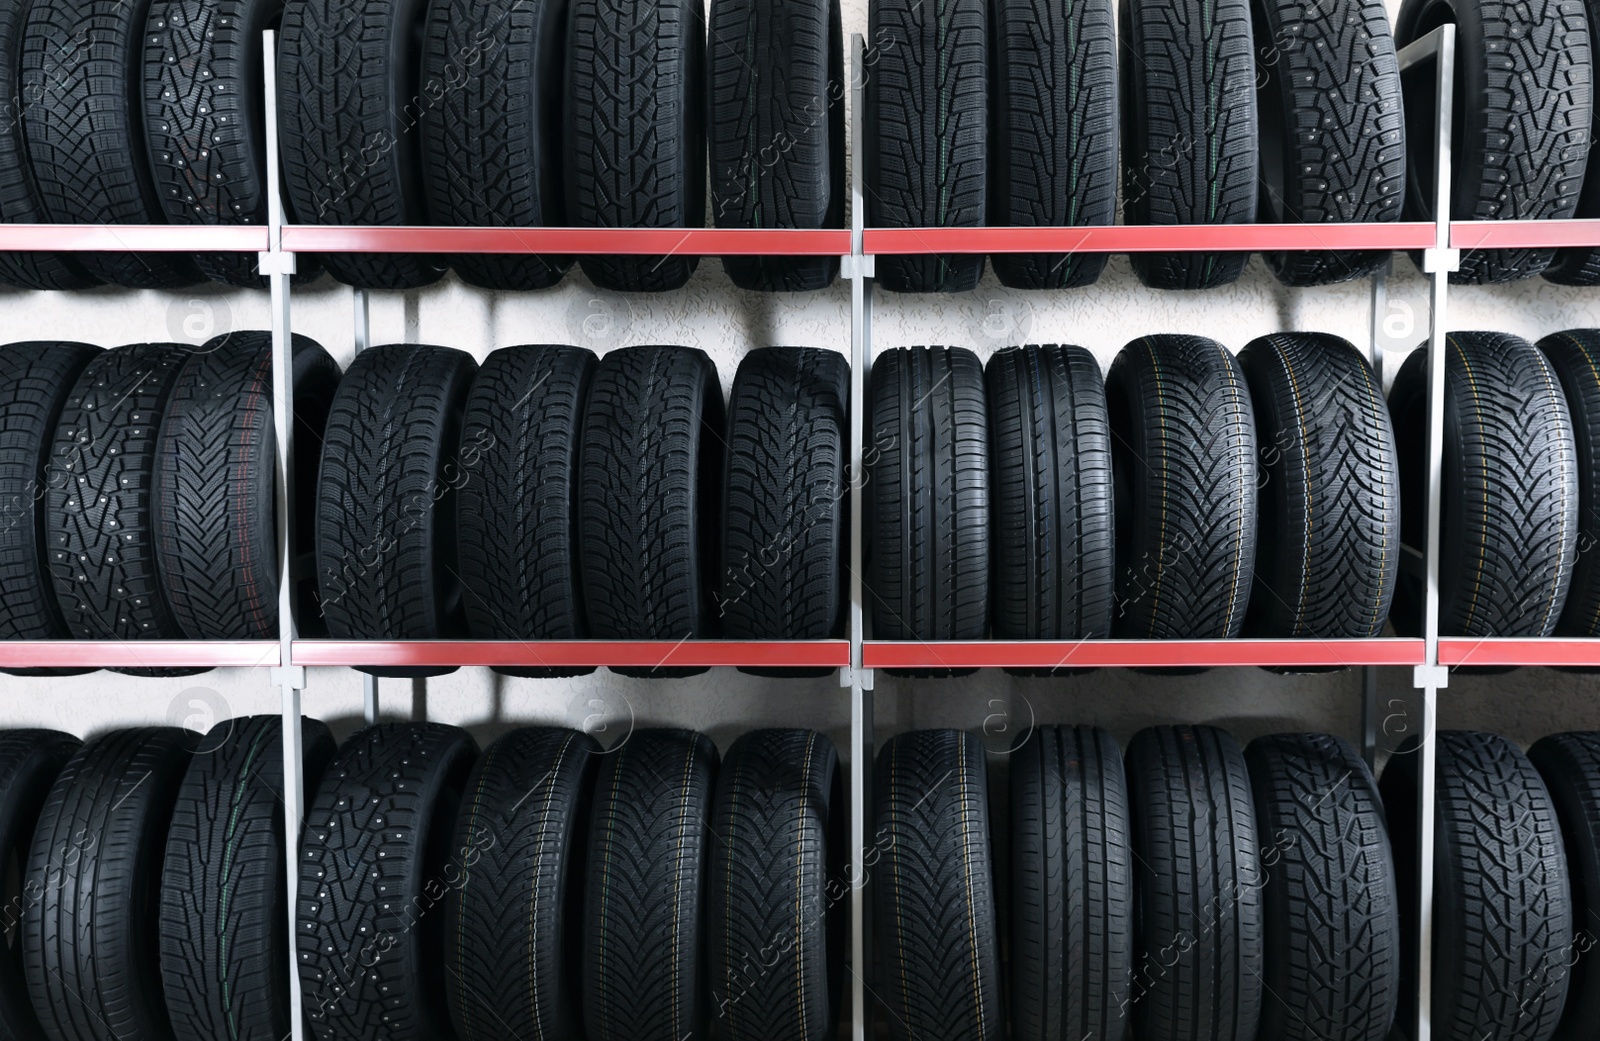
[0,641,280,668]
[0,226,269,251]
[864,223,1438,254]
[289,640,852,668]
[1437,638,1600,667]
[278,227,855,255]
[5,220,1600,254]
[861,639,1427,669]
[1449,219,1600,250]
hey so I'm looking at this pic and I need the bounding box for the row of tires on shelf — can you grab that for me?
[2,720,1598,1041]
[877,328,1600,654]
[4,329,1598,674]
[1,0,1596,296]
[0,336,852,674]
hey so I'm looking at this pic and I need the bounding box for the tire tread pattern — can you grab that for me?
[866,347,990,649]
[1239,333,1399,638]
[1121,0,1257,288]
[1010,726,1133,1041]
[565,0,704,291]
[986,344,1114,641]
[23,727,198,1041]
[1124,725,1263,1041]
[865,0,987,292]
[1245,733,1400,1041]
[872,729,1001,1041]
[1107,335,1257,639]
[990,0,1117,289]
[296,723,478,1041]
[582,728,718,1041]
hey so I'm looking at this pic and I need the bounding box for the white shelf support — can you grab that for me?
[261,29,310,1041]
[1396,23,1455,1041]
[848,31,874,1041]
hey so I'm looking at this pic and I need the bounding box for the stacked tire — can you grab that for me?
[6,720,1600,1041]
[296,722,845,1041]
[876,724,1403,1041]
[867,335,1400,658]
[0,335,339,675]
[313,342,848,676]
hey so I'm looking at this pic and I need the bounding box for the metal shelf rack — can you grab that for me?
[0,19,1582,1041]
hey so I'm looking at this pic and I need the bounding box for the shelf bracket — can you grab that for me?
[1421,246,1461,273]
[1413,663,1449,690]
[840,253,874,280]
[257,251,298,277]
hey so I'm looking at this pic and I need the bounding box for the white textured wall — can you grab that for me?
[2,0,1599,765]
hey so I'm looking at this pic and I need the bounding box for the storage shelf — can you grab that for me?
[279,227,854,255]
[290,639,851,669]
[0,225,269,251]
[1438,637,1600,667]
[1449,219,1600,250]
[0,641,279,669]
[862,638,1427,670]
[864,222,1438,254]
[3,220,1597,256]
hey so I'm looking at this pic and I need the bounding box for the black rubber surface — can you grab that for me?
[872,729,1001,1041]
[707,729,844,1041]
[420,0,572,290]
[0,343,101,674]
[866,347,989,661]
[1124,725,1262,1041]
[46,344,210,677]
[1120,0,1257,289]
[444,727,598,1041]
[578,345,724,677]
[1252,0,1406,285]
[1009,725,1133,1041]
[21,0,203,288]
[1389,333,1578,638]
[1245,733,1400,1041]
[1397,0,1591,283]
[719,348,848,673]
[297,723,478,1041]
[160,716,336,1041]
[565,0,704,291]
[154,332,340,640]
[23,727,199,1041]
[865,0,987,293]
[279,0,445,289]
[1239,333,1399,639]
[1382,731,1573,1041]
[1549,0,1600,291]
[145,0,323,288]
[455,345,594,677]
[986,344,1114,646]
[0,1,99,291]
[1529,732,1600,1041]
[1106,335,1257,640]
[0,730,80,1041]
[1539,330,1600,637]
[314,345,476,676]
[583,728,718,1041]
[989,0,1117,289]
[709,0,844,290]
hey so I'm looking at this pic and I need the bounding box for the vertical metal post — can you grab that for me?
[1416,25,1457,1041]
[1421,26,1456,677]
[847,32,874,1041]
[261,30,309,1041]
